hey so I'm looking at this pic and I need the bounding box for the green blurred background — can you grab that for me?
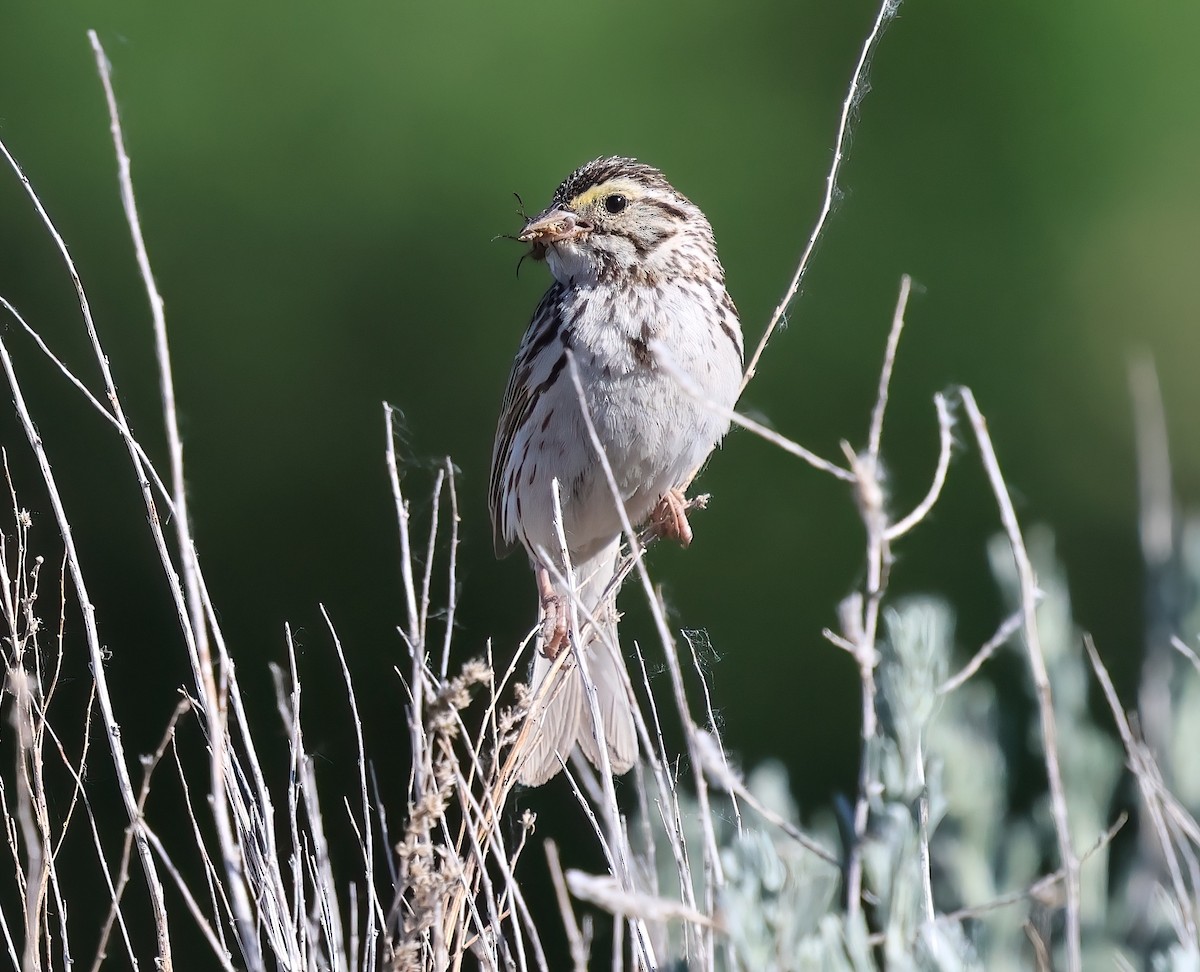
[2,0,1199,933]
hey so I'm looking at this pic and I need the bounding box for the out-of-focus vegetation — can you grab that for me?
[2,1,1198,793]
[1,2,1199,967]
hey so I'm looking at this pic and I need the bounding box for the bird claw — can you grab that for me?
[539,590,569,659]
[649,488,693,548]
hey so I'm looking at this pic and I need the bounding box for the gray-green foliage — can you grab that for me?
[638,524,1200,970]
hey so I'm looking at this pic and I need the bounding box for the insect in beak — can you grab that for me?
[518,209,593,246]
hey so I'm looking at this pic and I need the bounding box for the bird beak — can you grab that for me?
[518,209,593,245]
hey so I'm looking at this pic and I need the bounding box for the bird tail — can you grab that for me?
[517,541,637,786]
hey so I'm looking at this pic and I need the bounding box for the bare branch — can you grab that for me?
[545,842,588,972]
[89,30,212,676]
[1085,637,1197,944]
[885,392,955,541]
[961,386,1081,972]
[739,0,901,392]
[1171,636,1200,676]
[844,275,913,919]
[938,606,1030,695]
[866,274,912,462]
[654,344,853,481]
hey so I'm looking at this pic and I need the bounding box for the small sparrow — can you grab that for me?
[489,157,743,784]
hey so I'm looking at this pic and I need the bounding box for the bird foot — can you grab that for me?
[649,488,694,548]
[539,590,569,659]
[535,563,570,659]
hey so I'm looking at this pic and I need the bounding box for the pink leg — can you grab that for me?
[535,562,569,659]
[649,488,693,548]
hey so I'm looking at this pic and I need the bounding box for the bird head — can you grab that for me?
[517,157,719,285]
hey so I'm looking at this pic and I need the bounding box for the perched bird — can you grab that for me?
[489,157,743,785]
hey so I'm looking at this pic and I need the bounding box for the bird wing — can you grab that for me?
[488,283,565,558]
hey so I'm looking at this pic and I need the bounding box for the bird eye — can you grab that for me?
[604,194,627,214]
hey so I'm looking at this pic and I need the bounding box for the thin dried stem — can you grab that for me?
[739,0,900,392]
[937,813,1126,926]
[566,354,723,968]
[682,631,742,836]
[0,321,174,965]
[322,608,386,960]
[885,391,955,541]
[1170,636,1200,676]
[0,297,174,507]
[866,275,912,460]
[843,276,912,919]
[654,346,852,482]
[420,468,447,643]
[92,699,190,968]
[1085,638,1197,944]
[693,732,837,866]
[385,403,423,655]
[938,606,1029,695]
[961,386,1081,972]
[90,30,213,682]
[545,842,588,972]
[440,457,461,679]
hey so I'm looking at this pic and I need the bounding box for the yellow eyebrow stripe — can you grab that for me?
[568,179,644,212]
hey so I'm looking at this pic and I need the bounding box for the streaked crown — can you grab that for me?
[549,157,680,210]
